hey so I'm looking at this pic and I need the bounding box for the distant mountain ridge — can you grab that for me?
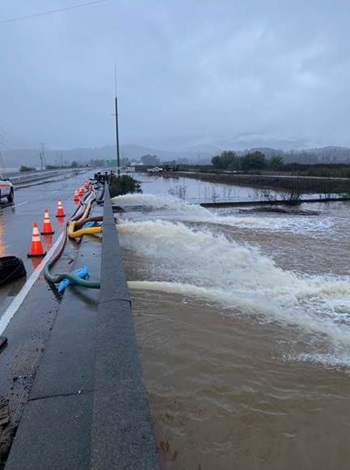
[3,143,350,168]
[2,144,179,168]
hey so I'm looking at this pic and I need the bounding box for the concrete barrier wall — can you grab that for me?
[91,184,159,469]
[5,184,159,469]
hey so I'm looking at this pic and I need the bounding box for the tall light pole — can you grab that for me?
[39,142,45,171]
[0,128,4,173]
[115,95,120,177]
[114,66,120,177]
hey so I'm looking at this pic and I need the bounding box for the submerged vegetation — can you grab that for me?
[109,175,142,197]
[138,148,350,200]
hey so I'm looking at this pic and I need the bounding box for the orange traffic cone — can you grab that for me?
[73,191,80,202]
[56,199,65,218]
[27,223,46,257]
[41,209,55,235]
[78,187,85,197]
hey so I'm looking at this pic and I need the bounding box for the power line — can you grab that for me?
[0,0,111,25]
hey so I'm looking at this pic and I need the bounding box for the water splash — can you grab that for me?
[112,193,210,215]
[114,193,333,235]
[119,218,350,361]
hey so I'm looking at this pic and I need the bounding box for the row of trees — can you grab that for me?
[140,154,160,166]
[140,154,190,166]
[212,151,283,171]
[20,161,85,172]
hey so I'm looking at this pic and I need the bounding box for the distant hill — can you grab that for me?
[214,146,350,164]
[3,143,350,169]
[217,136,311,152]
[2,144,179,168]
[303,146,350,163]
[180,144,223,163]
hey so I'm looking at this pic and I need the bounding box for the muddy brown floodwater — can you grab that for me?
[115,178,350,470]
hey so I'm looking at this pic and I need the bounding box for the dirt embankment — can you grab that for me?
[172,171,350,195]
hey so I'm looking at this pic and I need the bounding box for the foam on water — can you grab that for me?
[118,218,350,365]
[285,353,350,370]
[213,214,334,234]
[113,193,210,215]
[114,193,333,235]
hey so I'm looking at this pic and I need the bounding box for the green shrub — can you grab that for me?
[20,165,36,172]
[109,175,142,197]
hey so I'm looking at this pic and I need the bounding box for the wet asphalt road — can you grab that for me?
[0,170,92,315]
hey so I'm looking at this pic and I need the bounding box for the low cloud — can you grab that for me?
[0,0,349,153]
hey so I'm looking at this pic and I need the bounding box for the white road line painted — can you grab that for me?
[13,201,29,208]
[0,232,64,335]
[0,201,29,211]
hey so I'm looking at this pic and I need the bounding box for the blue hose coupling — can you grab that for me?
[58,266,90,293]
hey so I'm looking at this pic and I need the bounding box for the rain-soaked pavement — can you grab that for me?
[0,173,159,470]
[0,170,93,465]
[0,170,91,318]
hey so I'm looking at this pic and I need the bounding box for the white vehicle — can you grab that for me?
[0,176,14,202]
[146,166,163,174]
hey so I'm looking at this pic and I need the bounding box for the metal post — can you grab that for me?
[115,96,120,177]
[39,142,45,171]
[0,128,4,174]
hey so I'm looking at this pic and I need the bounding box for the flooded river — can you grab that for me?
[114,174,350,470]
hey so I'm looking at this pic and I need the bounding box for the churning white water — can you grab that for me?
[113,193,334,234]
[114,193,350,367]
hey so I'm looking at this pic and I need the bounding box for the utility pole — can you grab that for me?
[39,142,45,171]
[0,128,4,174]
[114,66,120,177]
[115,96,120,177]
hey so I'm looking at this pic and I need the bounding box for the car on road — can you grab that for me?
[146,166,164,174]
[0,176,14,202]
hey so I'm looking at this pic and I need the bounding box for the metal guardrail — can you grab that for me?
[8,169,87,186]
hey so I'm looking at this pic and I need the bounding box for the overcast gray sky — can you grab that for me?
[0,0,349,151]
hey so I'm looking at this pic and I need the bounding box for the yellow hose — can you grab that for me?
[67,193,103,239]
[68,221,103,239]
